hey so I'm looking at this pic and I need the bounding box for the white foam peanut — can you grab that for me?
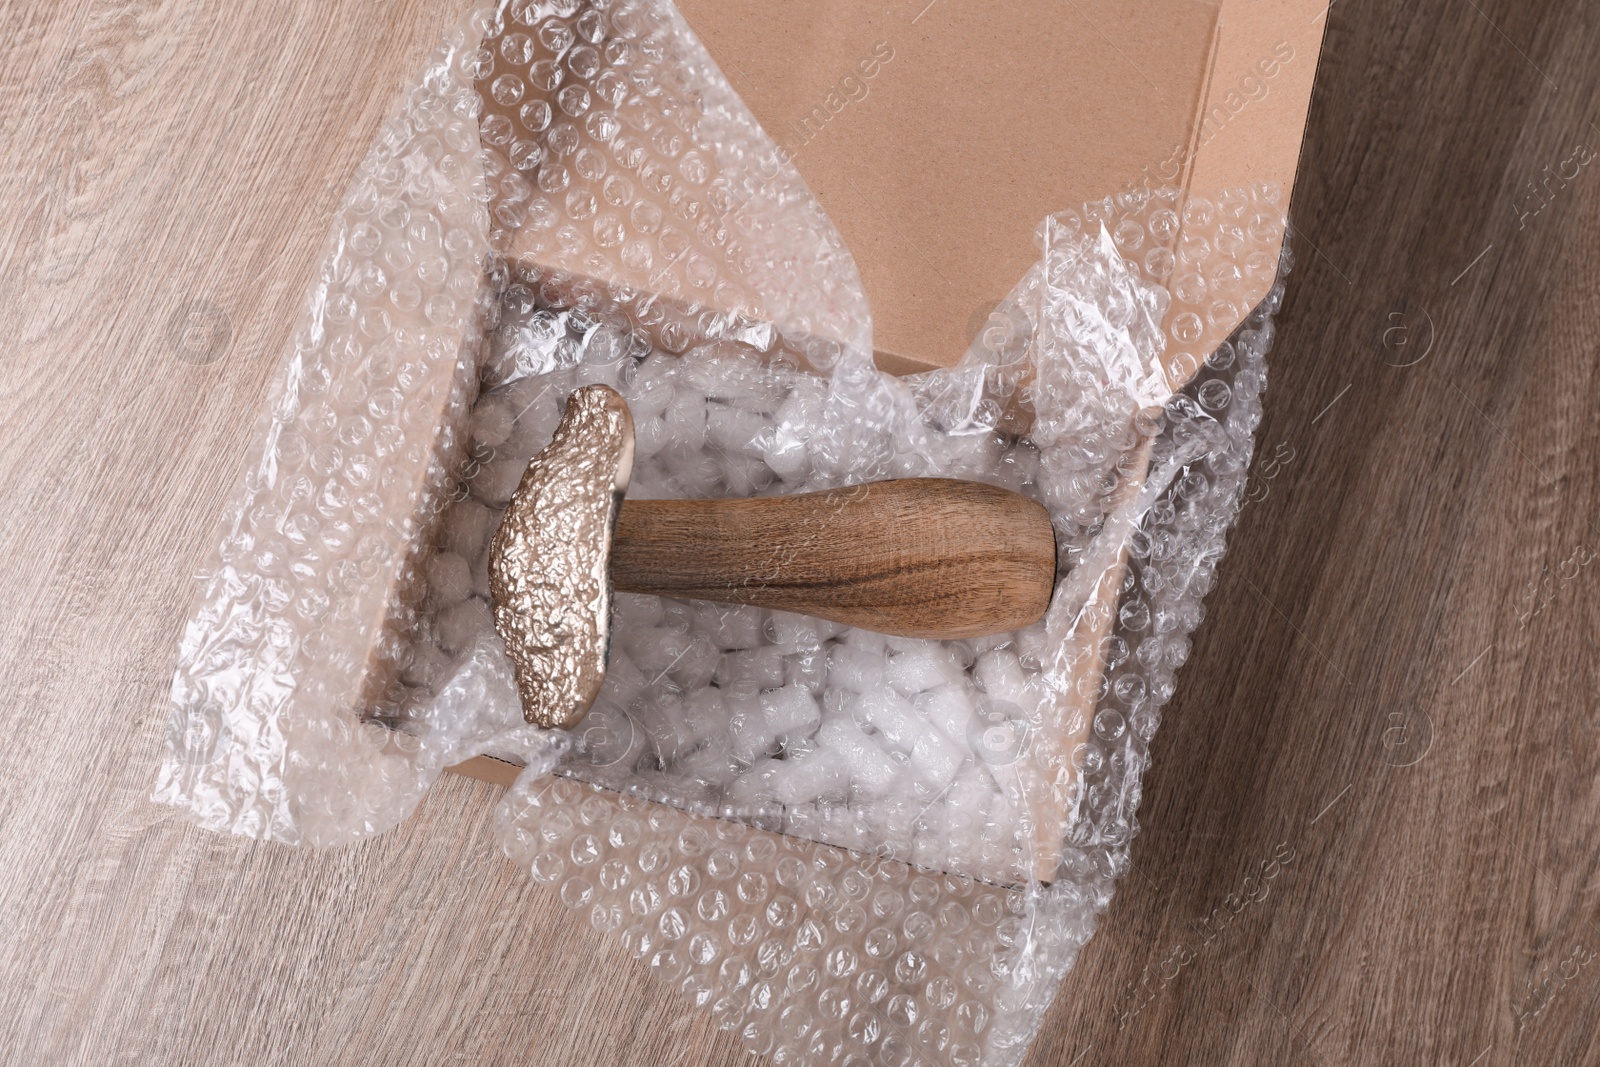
[614,592,665,629]
[471,393,515,448]
[672,633,720,689]
[785,649,827,693]
[627,627,695,678]
[915,685,978,747]
[767,610,822,654]
[769,750,848,806]
[601,652,648,707]
[827,645,885,694]
[707,404,767,454]
[975,649,1030,704]
[664,398,707,449]
[728,709,778,765]
[727,757,783,803]
[910,726,967,791]
[884,645,965,694]
[681,688,727,742]
[693,602,764,649]
[817,715,900,794]
[676,743,739,787]
[853,684,922,752]
[505,393,561,457]
[634,415,669,458]
[436,597,493,656]
[441,499,493,561]
[427,552,473,605]
[716,646,786,690]
[472,452,528,505]
[759,684,822,736]
[842,628,887,655]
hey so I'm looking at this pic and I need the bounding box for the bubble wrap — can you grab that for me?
[156,2,1292,1063]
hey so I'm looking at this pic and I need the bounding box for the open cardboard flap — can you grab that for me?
[678,0,1323,374]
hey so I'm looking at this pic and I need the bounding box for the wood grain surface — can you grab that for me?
[613,480,1057,640]
[3,1,1599,1065]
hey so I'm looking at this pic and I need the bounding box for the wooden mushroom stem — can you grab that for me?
[610,478,1057,640]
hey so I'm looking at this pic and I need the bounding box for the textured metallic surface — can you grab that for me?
[488,386,634,729]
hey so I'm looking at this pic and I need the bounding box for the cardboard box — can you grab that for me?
[449,0,1326,881]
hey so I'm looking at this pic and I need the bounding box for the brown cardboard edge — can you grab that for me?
[450,753,525,789]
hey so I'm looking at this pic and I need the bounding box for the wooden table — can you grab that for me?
[4,1,1598,1063]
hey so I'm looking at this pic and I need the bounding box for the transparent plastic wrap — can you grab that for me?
[156,2,1291,1063]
